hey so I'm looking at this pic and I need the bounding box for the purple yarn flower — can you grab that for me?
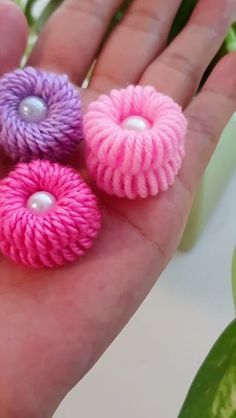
[0,67,82,162]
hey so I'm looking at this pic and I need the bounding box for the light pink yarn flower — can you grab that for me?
[0,160,101,269]
[84,85,187,199]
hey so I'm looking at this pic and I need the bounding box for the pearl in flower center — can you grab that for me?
[19,96,48,123]
[27,191,56,214]
[121,116,151,131]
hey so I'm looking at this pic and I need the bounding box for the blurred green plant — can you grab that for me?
[232,247,236,313]
[14,0,25,7]
[227,23,236,52]
[178,250,236,418]
[178,319,236,418]
[25,0,63,31]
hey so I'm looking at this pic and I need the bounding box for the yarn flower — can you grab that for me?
[0,67,82,162]
[84,85,187,199]
[0,160,101,269]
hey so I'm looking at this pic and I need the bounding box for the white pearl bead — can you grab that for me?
[121,116,151,131]
[19,96,48,123]
[27,191,56,214]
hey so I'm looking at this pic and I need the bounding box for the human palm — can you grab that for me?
[0,0,236,416]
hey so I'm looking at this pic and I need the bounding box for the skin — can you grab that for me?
[0,0,236,416]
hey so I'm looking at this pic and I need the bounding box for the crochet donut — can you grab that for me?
[0,67,82,162]
[84,85,187,199]
[0,160,101,268]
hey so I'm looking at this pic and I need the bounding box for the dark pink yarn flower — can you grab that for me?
[84,85,187,199]
[0,67,82,162]
[0,160,101,269]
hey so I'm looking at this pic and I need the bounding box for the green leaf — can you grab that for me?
[178,320,236,418]
[35,0,63,32]
[24,0,38,27]
[226,24,236,52]
[232,248,236,312]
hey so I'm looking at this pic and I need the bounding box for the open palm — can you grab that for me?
[0,0,236,416]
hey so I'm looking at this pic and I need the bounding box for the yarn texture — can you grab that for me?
[0,160,101,268]
[0,67,82,162]
[84,85,187,199]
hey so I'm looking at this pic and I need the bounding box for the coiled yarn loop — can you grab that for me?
[84,85,187,199]
[0,67,82,162]
[0,160,101,268]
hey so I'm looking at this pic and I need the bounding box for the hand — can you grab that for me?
[0,0,236,416]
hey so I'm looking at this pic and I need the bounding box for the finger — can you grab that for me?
[0,0,28,76]
[89,0,182,94]
[179,52,236,195]
[141,0,236,106]
[28,0,123,84]
[0,1,28,177]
